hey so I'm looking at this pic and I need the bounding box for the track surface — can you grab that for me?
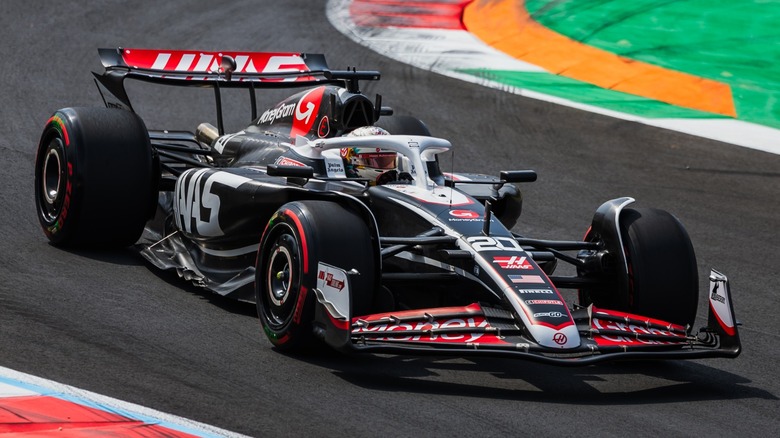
[1,1,778,436]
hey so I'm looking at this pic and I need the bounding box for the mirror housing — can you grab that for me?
[220,55,237,81]
[500,170,537,183]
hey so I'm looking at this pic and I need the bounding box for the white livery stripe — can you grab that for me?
[235,55,249,72]
[151,53,171,70]
[194,53,214,72]
[244,59,257,73]
[175,53,196,71]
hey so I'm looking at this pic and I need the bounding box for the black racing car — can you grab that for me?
[34,48,741,365]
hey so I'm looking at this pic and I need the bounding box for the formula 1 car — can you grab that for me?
[34,48,741,365]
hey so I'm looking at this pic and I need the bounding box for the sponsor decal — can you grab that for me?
[526,299,563,305]
[466,235,523,252]
[174,169,252,236]
[354,317,494,343]
[553,332,568,345]
[710,282,726,304]
[275,156,306,167]
[450,210,479,219]
[318,116,330,138]
[448,209,481,222]
[291,87,325,137]
[492,255,532,270]
[516,288,554,294]
[708,271,735,335]
[592,318,685,345]
[508,275,545,284]
[315,263,351,320]
[318,270,344,291]
[263,54,310,78]
[122,49,309,76]
[533,311,565,319]
[259,102,296,124]
[257,86,325,134]
[325,159,346,177]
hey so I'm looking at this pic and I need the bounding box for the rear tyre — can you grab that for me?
[256,201,377,351]
[34,107,155,247]
[582,207,699,328]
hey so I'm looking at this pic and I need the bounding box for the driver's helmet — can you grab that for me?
[341,126,403,185]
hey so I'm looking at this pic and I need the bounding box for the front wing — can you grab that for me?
[317,268,740,366]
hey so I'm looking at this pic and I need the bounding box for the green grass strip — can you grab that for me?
[524,0,780,129]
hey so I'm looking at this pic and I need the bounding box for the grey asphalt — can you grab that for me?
[1,1,778,436]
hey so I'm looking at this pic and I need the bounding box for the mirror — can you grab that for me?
[220,55,237,81]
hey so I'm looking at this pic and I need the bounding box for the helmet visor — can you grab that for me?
[354,153,396,170]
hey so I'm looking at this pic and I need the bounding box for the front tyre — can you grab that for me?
[259,219,307,346]
[620,207,699,328]
[256,201,377,351]
[34,107,155,247]
[581,207,699,328]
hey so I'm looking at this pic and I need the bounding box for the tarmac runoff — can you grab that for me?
[328,0,780,155]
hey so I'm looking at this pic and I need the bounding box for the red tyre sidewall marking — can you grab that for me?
[284,209,309,325]
[42,115,73,236]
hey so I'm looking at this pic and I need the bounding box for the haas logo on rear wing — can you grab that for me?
[114,48,312,77]
[93,47,333,113]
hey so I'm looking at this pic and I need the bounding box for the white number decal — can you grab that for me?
[466,236,523,252]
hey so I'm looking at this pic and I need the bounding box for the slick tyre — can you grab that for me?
[582,207,699,328]
[34,107,155,247]
[619,207,698,328]
[256,201,377,351]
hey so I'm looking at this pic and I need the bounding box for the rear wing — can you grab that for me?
[92,47,380,132]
